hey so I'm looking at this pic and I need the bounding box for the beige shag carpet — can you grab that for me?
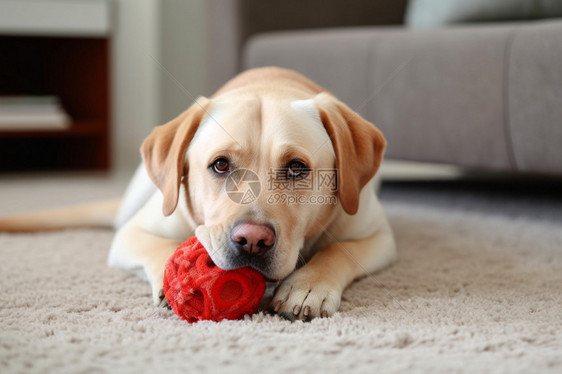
[1,173,561,373]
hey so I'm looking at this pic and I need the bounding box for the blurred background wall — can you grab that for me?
[112,0,206,170]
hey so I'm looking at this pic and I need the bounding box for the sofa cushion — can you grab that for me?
[406,0,562,28]
[508,21,562,174]
[366,25,514,170]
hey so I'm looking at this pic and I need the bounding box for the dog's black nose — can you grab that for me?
[231,223,275,256]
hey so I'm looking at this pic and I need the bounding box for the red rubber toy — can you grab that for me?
[163,236,266,323]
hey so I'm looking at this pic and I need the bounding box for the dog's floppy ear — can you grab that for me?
[141,97,210,216]
[314,93,386,215]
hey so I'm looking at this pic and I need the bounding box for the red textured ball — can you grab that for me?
[163,237,266,323]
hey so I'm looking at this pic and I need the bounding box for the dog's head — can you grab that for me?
[141,92,385,280]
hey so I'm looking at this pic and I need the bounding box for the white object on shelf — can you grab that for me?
[0,0,110,37]
[0,96,71,131]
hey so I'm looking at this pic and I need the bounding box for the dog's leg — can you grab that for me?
[108,220,182,306]
[108,191,194,306]
[271,222,396,321]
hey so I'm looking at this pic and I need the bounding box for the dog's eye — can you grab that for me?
[212,158,230,174]
[287,160,309,180]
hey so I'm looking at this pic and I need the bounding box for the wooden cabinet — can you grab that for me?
[0,0,111,171]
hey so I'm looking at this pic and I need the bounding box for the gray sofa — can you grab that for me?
[204,0,562,176]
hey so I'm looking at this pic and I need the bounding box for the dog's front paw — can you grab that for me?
[270,268,342,321]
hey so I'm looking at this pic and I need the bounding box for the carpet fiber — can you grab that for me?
[1,174,561,373]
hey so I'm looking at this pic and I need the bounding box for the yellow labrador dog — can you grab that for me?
[0,67,396,321]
